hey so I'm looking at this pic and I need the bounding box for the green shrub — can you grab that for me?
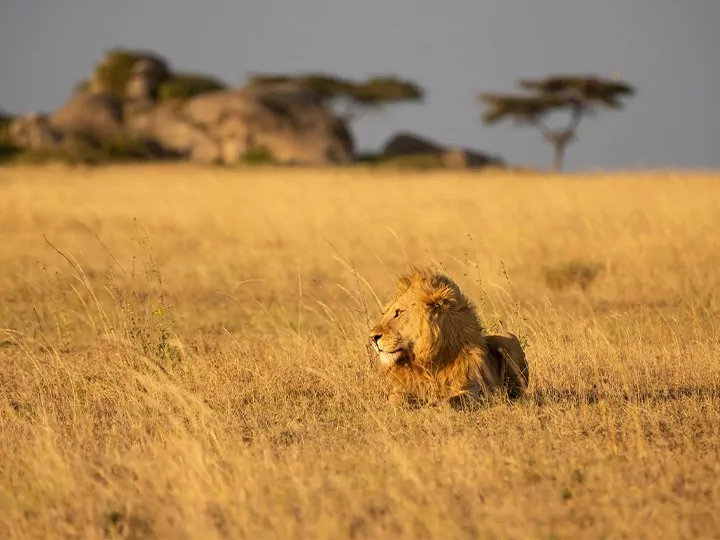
[157,73,226,102]
[353,152,382,165]
[0,144,21,163]
[99,136,162,161]
[79,49,223,104]
[241,147,277,165]
[0,115,21,162]
[14,135,164,166]
[89,48,171,100]
[0,114,12,141]
[0,144,22,163]
[93,49,139,98]
[375,153,446,169]
[353,152,450,169]
[14,141,98,166]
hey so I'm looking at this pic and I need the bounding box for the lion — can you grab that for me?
[368,266,529,409]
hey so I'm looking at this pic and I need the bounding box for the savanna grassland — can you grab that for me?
[0,164,719,540]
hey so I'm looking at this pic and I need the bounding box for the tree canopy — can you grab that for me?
[157,73,227,102]
[479,74,635,170]
[245,72,424,123]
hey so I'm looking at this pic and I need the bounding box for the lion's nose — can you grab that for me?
[370,332,382,344]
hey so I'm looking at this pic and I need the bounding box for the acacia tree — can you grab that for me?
[479,75,636,171]
[246,72,424,124]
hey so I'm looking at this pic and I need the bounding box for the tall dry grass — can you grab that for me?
[0,164,719,539]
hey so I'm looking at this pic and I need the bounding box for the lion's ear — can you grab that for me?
[423,285,453,312]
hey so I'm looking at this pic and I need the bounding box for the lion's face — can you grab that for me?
[369,286,427,366]
[368,268,472,368]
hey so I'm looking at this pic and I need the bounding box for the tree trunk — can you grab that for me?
[553,140,567,172]
[539,105,583,172]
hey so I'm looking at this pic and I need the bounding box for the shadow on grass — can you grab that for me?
[531,385,720,406]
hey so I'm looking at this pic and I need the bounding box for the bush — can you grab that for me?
[88,48,171,100]
[0,113,13,141]
[99,136,163,161]
[13,138,100,166]
[241,147,277,165]
[0,115,21,162]
[373,153,446,169]
[543,261,603,292]
[157,73,226,102]
[353,152,382,164]
[0,143,22,163]
[77,48,225,105]
[14,135,165,166]
[93,50,139,98]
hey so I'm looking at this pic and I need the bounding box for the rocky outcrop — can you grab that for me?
[381,131,502,168]
[20,50,354,165]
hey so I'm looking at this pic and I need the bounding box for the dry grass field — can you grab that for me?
[0,164,719,539]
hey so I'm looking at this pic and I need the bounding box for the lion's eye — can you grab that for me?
[394,309,403,318]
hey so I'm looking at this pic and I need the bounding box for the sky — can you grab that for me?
[1,0,718,171]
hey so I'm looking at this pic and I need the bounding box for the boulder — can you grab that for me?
[124,100,221,163]
[382,131,444,158]
[8,112,64,150]
[381,131,502,168]
[50,91,125,141]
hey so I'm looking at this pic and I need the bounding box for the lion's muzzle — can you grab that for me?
[369,329,411,366]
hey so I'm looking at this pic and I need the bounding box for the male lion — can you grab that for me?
[368,267,529,409]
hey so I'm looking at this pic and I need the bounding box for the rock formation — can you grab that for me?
[381,131,502,169]
[18,49,355,165]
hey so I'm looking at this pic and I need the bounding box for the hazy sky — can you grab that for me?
[1,0,718,171]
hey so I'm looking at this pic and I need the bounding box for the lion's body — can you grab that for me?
[368,267,529,408]
[486,332,530,400]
